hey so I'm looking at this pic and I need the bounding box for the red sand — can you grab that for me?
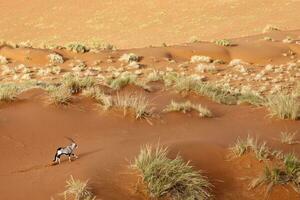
[0,0,300,48]
[0,87,299,199]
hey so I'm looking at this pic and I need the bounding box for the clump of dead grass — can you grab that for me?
[267,93,299,120]
[249,153,300,194]
[108,72,137,90]
[215,39,233,46]
[0,84,20,102]
[113,93,153,119]
[164,100,212,117]
[83,87,112,110]
[67,43,89,53]
[238,91,265,106]
[280,131,299,145]
[48,53,64,64]
[62,175,96,200]
[131,144,212,199]
[262,25,280,33]
[119,53,140,63]
[62,74,95,94]
[47,85,72,105]
[228,135,271,161]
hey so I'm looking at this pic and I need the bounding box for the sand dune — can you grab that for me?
[0,0,300,48]
[0,1,300,200]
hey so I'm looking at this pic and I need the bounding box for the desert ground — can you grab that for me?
[0,1,300,200]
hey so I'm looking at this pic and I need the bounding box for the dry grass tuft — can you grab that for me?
[48,53,64,64]
[215,39,233,46]
[0,84,20,102]
[108,72,137,90]
[63,175,96,200]
[113,93,153,119]
[228,136,271,161]
[267,93,299,120]
[262,25,280,33]
[83,87,112,110]
[67,43,89,53]
[238,92,265,106]
[131,144,212,199]
[280,131,299,145]
[47,85,72,105]
[119,53,140,63]
[62,74,95,94]
[164,100,212,117]
[249,154,300,194]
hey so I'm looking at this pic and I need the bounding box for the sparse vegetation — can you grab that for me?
[131,144,212,199]
[249,154,300,194]
[190,55,212,63]
[228,135,271,161]
[63,175,96,200]
[113,93,153,119]
[62,74,95,94]
[267,93,299,120]
[48,53,64,64]
[83,87,112,110]
[0,55,8,64]
[108,72,137,90]
[0,84,20,102]
[238,91,265,106]
[215,39,233,46]
[262,25,280,33]
[195,64,217,73]
[47,85,72,105]
[119,53,140,63]
[67,43,89,53]
[164,100,212,117]
[280,131,299,145]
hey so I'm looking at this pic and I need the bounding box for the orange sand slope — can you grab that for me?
[0,0,300,48]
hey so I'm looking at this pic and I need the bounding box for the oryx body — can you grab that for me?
[53,138,78,164]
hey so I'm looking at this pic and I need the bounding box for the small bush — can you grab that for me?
[113,93,153,119]
[131,144,212,199]
[63,175,95,200]
[0,84,20,102]
[164,100,212,117]
[267,93,299,120]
